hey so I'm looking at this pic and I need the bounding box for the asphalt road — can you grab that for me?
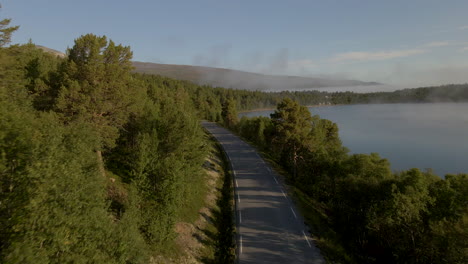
[202,121,325,264]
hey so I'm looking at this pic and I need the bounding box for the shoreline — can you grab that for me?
[239,104,343,114]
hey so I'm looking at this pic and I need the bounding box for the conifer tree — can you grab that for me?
[270,98,312,180]
[0,6,19,47]
[55,34,143,176]
[221,97,238,128]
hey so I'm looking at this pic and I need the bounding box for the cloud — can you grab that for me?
[329,49,427,63]
[459,25,468,30]
[459,46,468,52]
[424,41,450,47]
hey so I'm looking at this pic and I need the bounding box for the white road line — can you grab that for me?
[240,235,243,254]
[290,207,297,219]
[273,176,278,184]
[302,231,312,248]
[267,167,271,173]
[235,179,238,187]
[281,190,287,198]
[237,193,241,204]
[239,210,242,223]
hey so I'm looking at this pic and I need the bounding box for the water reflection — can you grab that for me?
[241,103,468,176]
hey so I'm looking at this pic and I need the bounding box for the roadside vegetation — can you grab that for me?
[211,141,236,264]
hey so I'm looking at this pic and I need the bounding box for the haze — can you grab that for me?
[3,0,468,88]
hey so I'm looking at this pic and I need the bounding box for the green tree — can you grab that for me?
[425,174,468,263]
[24,47,62,110]
[0,6,19,47]
[221,97,238,128]
[55,34,144,177]
[237,116,272,149]
[106,74,208,248]
[364,169,438,263]
[0,97,147,263]
[270,98,313,180]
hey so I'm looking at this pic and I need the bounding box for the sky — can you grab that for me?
[2,0,468,88]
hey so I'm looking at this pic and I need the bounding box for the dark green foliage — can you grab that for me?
[186,83,468,117]
[55,34,144,150]
[0,95,147,263]
[24,47,62,110]
[105,73,207,249]
[237,116,273,149]
[1,33,207,262]
[0,43,37,97]
[193,85,223,121]
[222,97,238,129]
[329,84,468,105]
[270,98,314,180]
[423,173,468,263]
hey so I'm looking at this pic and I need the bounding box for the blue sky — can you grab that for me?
[2,0,468,87]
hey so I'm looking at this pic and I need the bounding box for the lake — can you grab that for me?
[240,103,468,177]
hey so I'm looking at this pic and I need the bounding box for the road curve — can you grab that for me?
[202,121,325,264]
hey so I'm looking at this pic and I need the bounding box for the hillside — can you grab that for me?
[132,61,380,91]
[34,46,379,91]
[36,45,66,58]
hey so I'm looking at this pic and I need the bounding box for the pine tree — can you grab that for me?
[55,34,144,177]
[221,97,238,128]
[270,98,313,180]
[0,6,19,47]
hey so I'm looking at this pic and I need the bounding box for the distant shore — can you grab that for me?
[239,104,342,114]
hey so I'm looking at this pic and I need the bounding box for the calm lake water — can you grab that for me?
[240,103,468,177]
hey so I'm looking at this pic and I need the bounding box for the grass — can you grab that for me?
[153,134,235,263]
[291,187,354,264]
[177,169,210,224]
[194,138,226,263]
[196,132,236,264]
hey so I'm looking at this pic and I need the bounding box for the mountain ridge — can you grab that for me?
[35,45,380,91]
[132,61,380,91]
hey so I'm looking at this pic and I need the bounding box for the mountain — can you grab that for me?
[35,45,379,91]
[132,62,380,91]
[36,45,66,58]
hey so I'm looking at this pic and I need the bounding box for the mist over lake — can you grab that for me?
[241,103,468,177]
[265,84,401,93]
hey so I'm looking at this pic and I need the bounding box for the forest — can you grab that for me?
[178,82,468,115]
[0,21,216,262]
[223,99,467,264]
[1,13,467,264]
